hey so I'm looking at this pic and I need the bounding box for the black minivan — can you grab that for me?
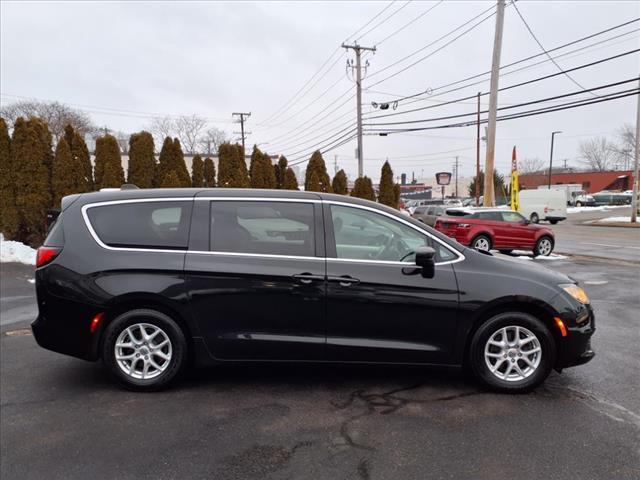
[32,188,595,392]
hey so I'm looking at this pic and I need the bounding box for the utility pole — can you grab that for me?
[548,131,562,188]
[476,92,481,206]
[483,0,506,207]
[232,112,251,154]
[631,78,639,223]
[334,155,339,174]
[453,156,459,198]
[343,42,376,178]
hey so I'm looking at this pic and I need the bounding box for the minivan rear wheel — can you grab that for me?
[469,312,556,393]
[102,309,187,391]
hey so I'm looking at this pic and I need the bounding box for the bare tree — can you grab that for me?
[199,127,229,155]
[174,115,207,154]
[610,123,636,170]
[578,137,615,172]
[148,116,175,149]
[0,100,96,142]
[519,157,546,174]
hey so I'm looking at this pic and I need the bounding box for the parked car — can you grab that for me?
[412,204,446,226]
[435,208,556,256]
[33,188,594,393]
[519,189,567,224]
[573,194,596,207]
[592,191,631,206]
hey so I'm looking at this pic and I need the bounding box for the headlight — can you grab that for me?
[560,284,590,305]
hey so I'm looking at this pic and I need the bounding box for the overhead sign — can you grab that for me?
[435,172,452,186]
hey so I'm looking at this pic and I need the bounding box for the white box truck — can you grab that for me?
[519,189,567,224]
[537,184,594,206]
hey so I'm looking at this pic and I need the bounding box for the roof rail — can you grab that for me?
[120,184,139,190]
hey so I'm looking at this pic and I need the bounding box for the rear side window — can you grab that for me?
[473,212,501,221]
[44,214,65,246]
[210,201,315,257]
[87,201,192,249]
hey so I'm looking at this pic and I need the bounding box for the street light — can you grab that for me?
[548,131,562,189]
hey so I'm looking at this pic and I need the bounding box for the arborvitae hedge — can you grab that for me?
[276,155,288,189]
[0,118,19,238]
[172,138,191,187]
[378,161,397,208]
[251,149,276,189]
[160,171,181,188]
[94,134,124,189]
[191,154,204,187]
[304,150,332,192]
[233,144,250,187]
[393,184,401,208]
[249,145,263,185]
[203,157,216,187]
[13,117,52,245]
[128,131,155,188]
[51,137,78,207]
[350,176,376,201]
[331,169,348,195]
[283,167,299,190]
[64,124,92,191]
[155,137,173,187]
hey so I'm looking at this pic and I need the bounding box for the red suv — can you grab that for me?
[434,208,555,256]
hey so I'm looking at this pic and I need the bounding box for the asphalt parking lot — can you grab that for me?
[1,252,639,479]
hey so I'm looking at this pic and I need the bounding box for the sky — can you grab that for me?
[1,0,638,183]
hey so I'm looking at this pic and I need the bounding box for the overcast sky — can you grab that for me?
[1,0,638,182]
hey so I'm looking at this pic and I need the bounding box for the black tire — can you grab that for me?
[498,249,513,255]
[471,234,492,252]
[549,219,558,225]
[530,212,539,224]
[102,309,188,391]
[469,312,556,393]
[534,235,554,256]
[576,201,583,207]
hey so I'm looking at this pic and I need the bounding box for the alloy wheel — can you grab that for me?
[484,326,542,382]
[537,238,553,256]
[114,323,172,380]
[474,237,490,251]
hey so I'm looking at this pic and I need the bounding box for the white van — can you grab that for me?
[519,189,567,224]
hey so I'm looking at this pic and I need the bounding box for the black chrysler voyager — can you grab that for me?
[32,188,595,392]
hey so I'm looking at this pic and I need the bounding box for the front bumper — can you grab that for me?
[555,304,596,369]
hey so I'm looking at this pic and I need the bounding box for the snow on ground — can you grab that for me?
[597,216,632,223]
[0,233,36,265]
[497,249,568,261]
[567,205,629,214]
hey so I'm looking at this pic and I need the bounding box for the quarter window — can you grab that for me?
[330,205,456,263]
[501,211,526,223]
[87,201,192,249]
[210,201,315,257]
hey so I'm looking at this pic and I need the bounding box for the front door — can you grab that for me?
[185,198,326,360]
[324,203,461,364]
[499,211,536,249]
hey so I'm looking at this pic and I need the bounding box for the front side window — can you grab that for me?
[330,205,456,263]
[210,201,315,257]
[87,201,192,249]
[501,211,526,223]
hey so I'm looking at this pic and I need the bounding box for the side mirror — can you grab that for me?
[524,219,531,225]
[415,246,436,279]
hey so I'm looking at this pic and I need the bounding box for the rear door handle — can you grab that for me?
[293,273,325,284]
[328,275,360,287]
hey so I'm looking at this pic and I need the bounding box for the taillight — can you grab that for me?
[36,246,61,268]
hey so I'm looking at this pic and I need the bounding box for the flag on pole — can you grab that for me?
[510,146,520,211]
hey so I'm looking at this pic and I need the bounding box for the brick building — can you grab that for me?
[519,171,634,193]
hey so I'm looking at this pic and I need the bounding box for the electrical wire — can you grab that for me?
[357,0,413,42]
[374,1,444,46]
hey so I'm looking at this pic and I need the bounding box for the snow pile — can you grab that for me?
[535,254,569,261]
[597,216,632,223]
[0,233,36,265]
[567,205,628,214]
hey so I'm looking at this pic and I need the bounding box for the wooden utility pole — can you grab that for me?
[476,92,481,206]
[342,42,376,178]
[232,112,251,154]
[454,156,459,198]
[483,0,506,207]
[631,78,639,223]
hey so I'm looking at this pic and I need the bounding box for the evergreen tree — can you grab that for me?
[127,131,155,188]
[283,167,299,190]
[203,157,216,187]
[217,142,232,187]
[331,169,348,195]
[155,137,173,187]
[172,138,191,187]
[94,134,124,189]
[191,154,204,187]
[28,118,54,204]
[51,137,78,206]
[64,124,92,191]
[304,150,332,192]
[275,155,288,188]
[251,151,276,188]
[12,117,52,245]
[467,170,506,201]
[249,145,263,185]
[232,143,250,187]
[160,171,182,188]
[350,176,376,201]
[378,160,398,208]
[0,117,19,238]
[393,184,401,209]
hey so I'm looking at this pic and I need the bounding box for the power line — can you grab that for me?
[512,0,596,97]
[374,1,444,46]
[357,0,413,42]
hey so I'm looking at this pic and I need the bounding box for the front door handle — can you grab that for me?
[293,273,325,284]
[328,275,360,287]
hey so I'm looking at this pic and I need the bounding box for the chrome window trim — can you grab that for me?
[325,200,465,266]
[80,196,465,265]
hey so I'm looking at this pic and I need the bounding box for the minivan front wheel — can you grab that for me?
[469,312,556,393]
[102,309,187,391]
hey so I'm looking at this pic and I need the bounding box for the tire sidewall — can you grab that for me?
[102,309,187,391]
[472,234,492,251]
[535,235,554,256]
[530,213,539,223]
[469,312,556,393]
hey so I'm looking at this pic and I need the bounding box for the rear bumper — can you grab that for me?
[31,313,99,361]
